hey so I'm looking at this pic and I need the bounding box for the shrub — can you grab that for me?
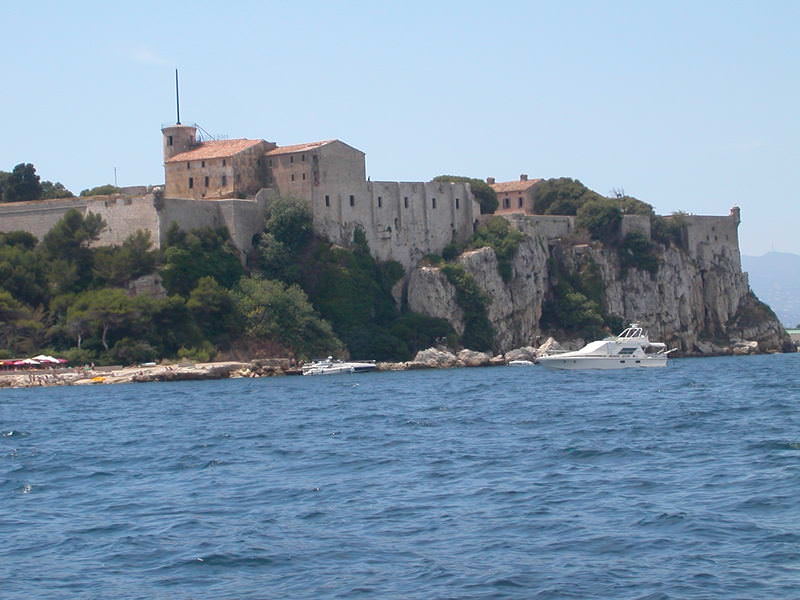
[441,263,494,351]
[619,232,659,275]
[576,199,622,244]
[469,216,524,282]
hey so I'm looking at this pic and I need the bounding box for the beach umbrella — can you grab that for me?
[32,355,60,364]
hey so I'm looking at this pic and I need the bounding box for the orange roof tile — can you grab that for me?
[166,139,265,163]
[490,178,543,194]
[266,140,336,156]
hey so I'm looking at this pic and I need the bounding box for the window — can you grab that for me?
[349,195,355,206]
[291,174,295,181]
[201,161,205,168]
[268,159,273,167]
[404,197,409,208]
[456,198,460,209]
[188,177,193,189]
[504,198,510,209]
[325,195,330,207]
[290,156,294,163]
[518,197,523,208]
[302,173,306,180]
[187,162,190,169]
[222,175,227,186]
[168,136,173,146]
[204,176,209,187]
[301,154,306,161]
[378,196,382,208]
[223,159,226,167]
[432,197,437,209]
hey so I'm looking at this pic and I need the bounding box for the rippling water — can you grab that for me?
[2,354,800,599]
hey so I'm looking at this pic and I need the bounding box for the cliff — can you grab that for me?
[406,217,791,356]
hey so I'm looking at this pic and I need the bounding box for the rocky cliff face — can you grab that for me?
[406,232,791,355]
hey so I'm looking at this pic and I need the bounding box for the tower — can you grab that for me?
[162,124,197,162]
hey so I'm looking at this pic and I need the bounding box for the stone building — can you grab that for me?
[488,175,542,214]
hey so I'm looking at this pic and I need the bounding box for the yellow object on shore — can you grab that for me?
[90,376,105,383]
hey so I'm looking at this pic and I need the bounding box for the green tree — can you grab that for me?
[40,180,75,199]
[264,196,313,251]
[441,263,494,351]
[92,230,157,286]
[433,175,498,214]
[80,184,119,197]
[66,288,139,351]
[531,178,603,215]
[0,243,49,307]
[233,276,343,359]
[187,276,242,346]
[576,198,623,243]
[2,163,42,202]
[161,225,244,296]
[0,290,43,354]
[41,209,106,291]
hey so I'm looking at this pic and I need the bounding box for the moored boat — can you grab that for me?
[301,357,377,376]
[536,324,675,370]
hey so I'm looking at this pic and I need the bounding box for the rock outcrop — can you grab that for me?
[406,215,791,356]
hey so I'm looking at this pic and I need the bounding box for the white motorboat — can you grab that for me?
[508,359,536,366]
[536,324,675,370]
[301,357,377,375]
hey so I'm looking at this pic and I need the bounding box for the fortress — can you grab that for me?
[0,122,743,271]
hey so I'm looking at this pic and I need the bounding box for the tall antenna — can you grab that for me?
[175,69,181,125]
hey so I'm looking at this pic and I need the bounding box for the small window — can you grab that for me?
[222,175,227,186]
[504,198,510,208]
[456,198,460,209]
[518,197,523,208]
[187,162,190,169]
[201,161,205,168]
[325,195,330,207]
[290,156,294,163]
[302,173,306,180]
[188,177,194,189]
[204,176,209,187]
[269,159,273,167]
[168,135,173,146]
[378,196,382,208]
[404,197,409,208]
[291,174,295,182]
[349,195,355,207]
[302,154,306,161]
[223,159,226,167]
[432,197,436,209]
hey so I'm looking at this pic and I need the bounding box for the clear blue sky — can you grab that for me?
[3,1,798,256]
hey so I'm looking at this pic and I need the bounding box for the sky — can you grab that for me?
[3,1,798,256]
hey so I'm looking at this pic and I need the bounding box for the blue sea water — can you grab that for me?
[2,354,800,599]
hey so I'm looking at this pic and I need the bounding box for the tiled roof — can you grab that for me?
[266,140,336,156]
[166,139,264,163]
[490,178,543,194]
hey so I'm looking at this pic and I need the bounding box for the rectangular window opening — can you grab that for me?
[456,198,460,209]
[404,197,409,208]
[188,177,193,189]
[325,195,330,207]
[378,196,382,208]
[349,195,355,207]
[432,198,437,209]
[168,136,173,146]
[204,176,209,187]
[222,175,227,186]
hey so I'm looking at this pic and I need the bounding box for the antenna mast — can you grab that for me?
[175,69,181,125]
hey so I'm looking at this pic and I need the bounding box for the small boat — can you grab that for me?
[536,324,675,370]
[508,359,536,366]
[301,357,377,376]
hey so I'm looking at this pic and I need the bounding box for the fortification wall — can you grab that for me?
[0,197,90,241]
[85,195,161,247]
[678,211,741,269]
[156,197,225,245]
[504,214,575,240]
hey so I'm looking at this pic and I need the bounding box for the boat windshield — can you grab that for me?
[618,326,644,339]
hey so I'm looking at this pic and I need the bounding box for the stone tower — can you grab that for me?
[161,124,197,162]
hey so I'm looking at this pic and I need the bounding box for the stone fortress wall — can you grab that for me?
[0,120,741,272]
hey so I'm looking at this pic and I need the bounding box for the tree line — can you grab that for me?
[0,162,120,203]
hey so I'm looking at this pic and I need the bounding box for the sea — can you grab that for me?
[2,353,799,599]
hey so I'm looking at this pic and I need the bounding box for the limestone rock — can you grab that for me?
[413,347,459,368]
[505,346,538,362]
[457,349,491,367]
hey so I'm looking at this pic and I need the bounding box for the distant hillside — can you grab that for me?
[741,252,800,327]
